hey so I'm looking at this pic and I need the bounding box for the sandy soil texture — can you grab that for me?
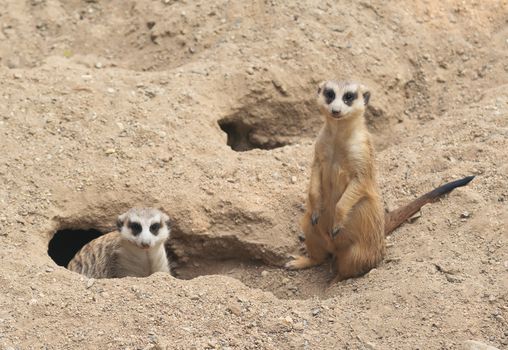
[0,0,507,349]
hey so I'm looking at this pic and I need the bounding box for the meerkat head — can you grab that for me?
[116,207,171,250]
[316,80,370,121]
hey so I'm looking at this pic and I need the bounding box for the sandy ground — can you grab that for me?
[0,0,507,349]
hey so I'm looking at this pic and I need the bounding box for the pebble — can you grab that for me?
[462,340,499,350]
[260,270,269,277]
[86,278,95,289]
[282,316,293,326]
[311,307,321,316]
[291,176,297,184]
[445,274,464,283]
[105,148,116,155]
[95,62,103,69]
[436,75,446,83]
[228,304,242,316]
[365,342,377,350]
[45,267,54,273]
[460,211,471,218]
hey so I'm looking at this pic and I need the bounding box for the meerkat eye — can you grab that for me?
[323,88,335,104]
[150,223,161,235]
[342,91,357,106]
[129,222,142,236]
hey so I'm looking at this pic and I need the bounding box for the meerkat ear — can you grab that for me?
[159,212,171,231]
[317,81,326,95]
[116,214,126,230]
[363,91,371,105]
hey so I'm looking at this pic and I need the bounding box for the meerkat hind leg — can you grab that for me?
[286,217,329,270]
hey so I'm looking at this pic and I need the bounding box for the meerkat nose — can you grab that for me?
[140,242,150,249]
[331,109,341,117]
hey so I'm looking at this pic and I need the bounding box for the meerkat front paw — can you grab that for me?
[285,256,317,270]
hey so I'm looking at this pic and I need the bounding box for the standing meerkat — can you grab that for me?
[286,80,474,282]
[67,207,171,279]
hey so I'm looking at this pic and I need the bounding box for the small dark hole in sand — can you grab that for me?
[48,228,105,267]
[218,119,287,152]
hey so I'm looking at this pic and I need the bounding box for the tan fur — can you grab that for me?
[67,207,171,279]
[286,80,473,282]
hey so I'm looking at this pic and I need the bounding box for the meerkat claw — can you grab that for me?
[330,226,341,238]
[311,213,319,225]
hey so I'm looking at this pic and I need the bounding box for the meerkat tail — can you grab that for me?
[384,175,475,236]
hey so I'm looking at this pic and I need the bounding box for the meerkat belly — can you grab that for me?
[116,245,169,278]
[116,248,152,277]
[320,162,350,229]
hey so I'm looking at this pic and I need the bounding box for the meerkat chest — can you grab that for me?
[117,244,169,278]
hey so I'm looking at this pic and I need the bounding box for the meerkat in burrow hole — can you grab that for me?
[67,207,171,279]
[286,80,474,282]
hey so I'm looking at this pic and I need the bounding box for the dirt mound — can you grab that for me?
[0,0,507,349]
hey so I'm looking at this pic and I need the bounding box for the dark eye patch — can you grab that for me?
[150,222,161,235]
[323,88,336,104]
[129,221,142,236]
[342,91,357,106]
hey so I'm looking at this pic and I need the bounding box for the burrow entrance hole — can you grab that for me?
[48,228,104,267]
[218,99,320,152]
[47,223,340,300]
[218,99,389,152]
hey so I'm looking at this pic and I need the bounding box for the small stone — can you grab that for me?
[462,340,499,350]
[107,87,115,93]
[228,304,242,316]
[95,62,103,69]
[261,270,269,277]
[105,148,116,155]
[460,211,470,218]
[272,79,288,96]
[282,316,293,326]
[407,211,421,223]
[365,342,377,350]
[291,176,297,184]
[45,267,54,273]
[445,274,463,283]
[436,75,446,83]
[311,307,321,316]
[86,278,95,289]
[293,322,304,331]
[28,298,38,305]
